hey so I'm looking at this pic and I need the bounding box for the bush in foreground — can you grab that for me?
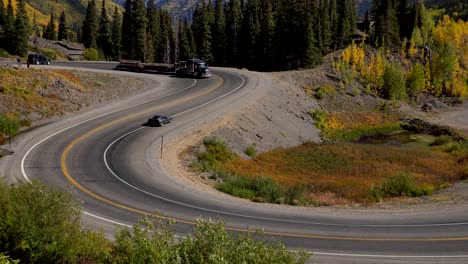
[113,217,310,264]
[0,180,309,263]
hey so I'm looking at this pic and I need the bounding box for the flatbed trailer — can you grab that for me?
[116,58,211,78]
[115,60,175,73]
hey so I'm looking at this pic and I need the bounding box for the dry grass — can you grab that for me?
[222,140,465,203]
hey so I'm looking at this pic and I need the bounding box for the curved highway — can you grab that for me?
[6,62,468,263]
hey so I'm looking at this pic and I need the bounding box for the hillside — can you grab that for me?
[2,0,123,30]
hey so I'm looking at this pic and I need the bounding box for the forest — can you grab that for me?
[0,0,466,89]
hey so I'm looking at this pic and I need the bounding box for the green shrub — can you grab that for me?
[39,48,57,60]
[309,109,327,131]
[0,114,20,137]
[0,253,19,264]
[0,180,110,263]
[369,172,430,201]
[113,217,310,264]
[382,63,407,100]
[215,175,303,204]
[0,48,9,57]
[430,135,453,146]
[83,48,99,61]
[406,63,425,98]
[195,137,236,171]
[245,145,256,157]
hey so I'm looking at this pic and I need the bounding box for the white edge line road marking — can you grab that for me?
[20,78,197,226]
[19,71,468,259]
[103,126,468,228]
[313,252,468,258]
[101,73,468,228]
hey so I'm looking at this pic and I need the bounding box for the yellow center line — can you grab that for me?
[60,75,468,242]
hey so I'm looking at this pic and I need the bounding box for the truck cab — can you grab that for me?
[176,58,211,78]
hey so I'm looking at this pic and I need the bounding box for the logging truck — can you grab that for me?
[115,58,211,78]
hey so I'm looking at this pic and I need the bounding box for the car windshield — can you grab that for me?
[153,115,162,119]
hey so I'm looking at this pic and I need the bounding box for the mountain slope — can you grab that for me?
[2,0,123,30]
[113,0,201,21]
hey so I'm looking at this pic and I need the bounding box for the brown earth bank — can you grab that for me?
[0,65,151,145]
[162,62,468,210]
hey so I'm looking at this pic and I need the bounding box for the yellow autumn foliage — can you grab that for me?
[339,42,365,71]
[431,15,468,98]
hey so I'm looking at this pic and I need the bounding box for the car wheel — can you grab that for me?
[36,61,39,65]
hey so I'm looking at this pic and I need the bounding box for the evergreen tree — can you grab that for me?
[363,10,371,33]
[184,17,196,59]
[275,0,320,70]
[132,0,147,62]
[256,0,275,70]
[44,13,57,41]
[225,0,242,67]
[319,0,332,54]
[397,0,412,40]
[329,0,338,49]
[336,0,356,48]
[13,0,29,56]
[97,0,111,59]
[58,11,67,40]
[81,0,98,48]
[192,2,213,63]
[146,1,160,62]
[212,0,226,66]
[111,7,122,60]
[0,0,5,48]
[177,18,190,61]
[121,0,134,59]
[3,0,15,53]
[371,0,400,48]
[240,0,260,68]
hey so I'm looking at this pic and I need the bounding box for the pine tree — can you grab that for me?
[329,0,338,49]
[212,0,226,66]
[121,0,134,59]
[146,1,160,62]
[371,0,400,48]
[192,2,213,63]
[319,0,332,54]
[225,0,242,67]
[111,7,122,60]
[58,11,67,40]
[256,0,274,70]
[13,0,29,56]
[241,0,260,68]
[3,0,15,53]
[336,0,356,48]
[184,17,196,59]
[81,0,98,48]
[44,13,57,41]
[177,18,190,61]
[0,0,5,48]
[132,0,147,62]
[97,0,111,59]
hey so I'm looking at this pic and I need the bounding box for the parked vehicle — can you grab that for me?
[147,115,172,126]
[27,54,51,65]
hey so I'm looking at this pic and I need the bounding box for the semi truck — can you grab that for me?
[115,58,211,78]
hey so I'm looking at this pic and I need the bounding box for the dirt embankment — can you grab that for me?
[0,66,151,144]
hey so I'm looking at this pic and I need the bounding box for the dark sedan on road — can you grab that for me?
[147,115,172,126]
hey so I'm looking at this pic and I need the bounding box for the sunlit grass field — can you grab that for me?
[192,134,468,205]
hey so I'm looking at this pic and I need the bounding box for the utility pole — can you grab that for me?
[8,123,11,150]
[160,135,164,159]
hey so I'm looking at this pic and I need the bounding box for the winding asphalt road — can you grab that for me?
[4,62,468,263]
